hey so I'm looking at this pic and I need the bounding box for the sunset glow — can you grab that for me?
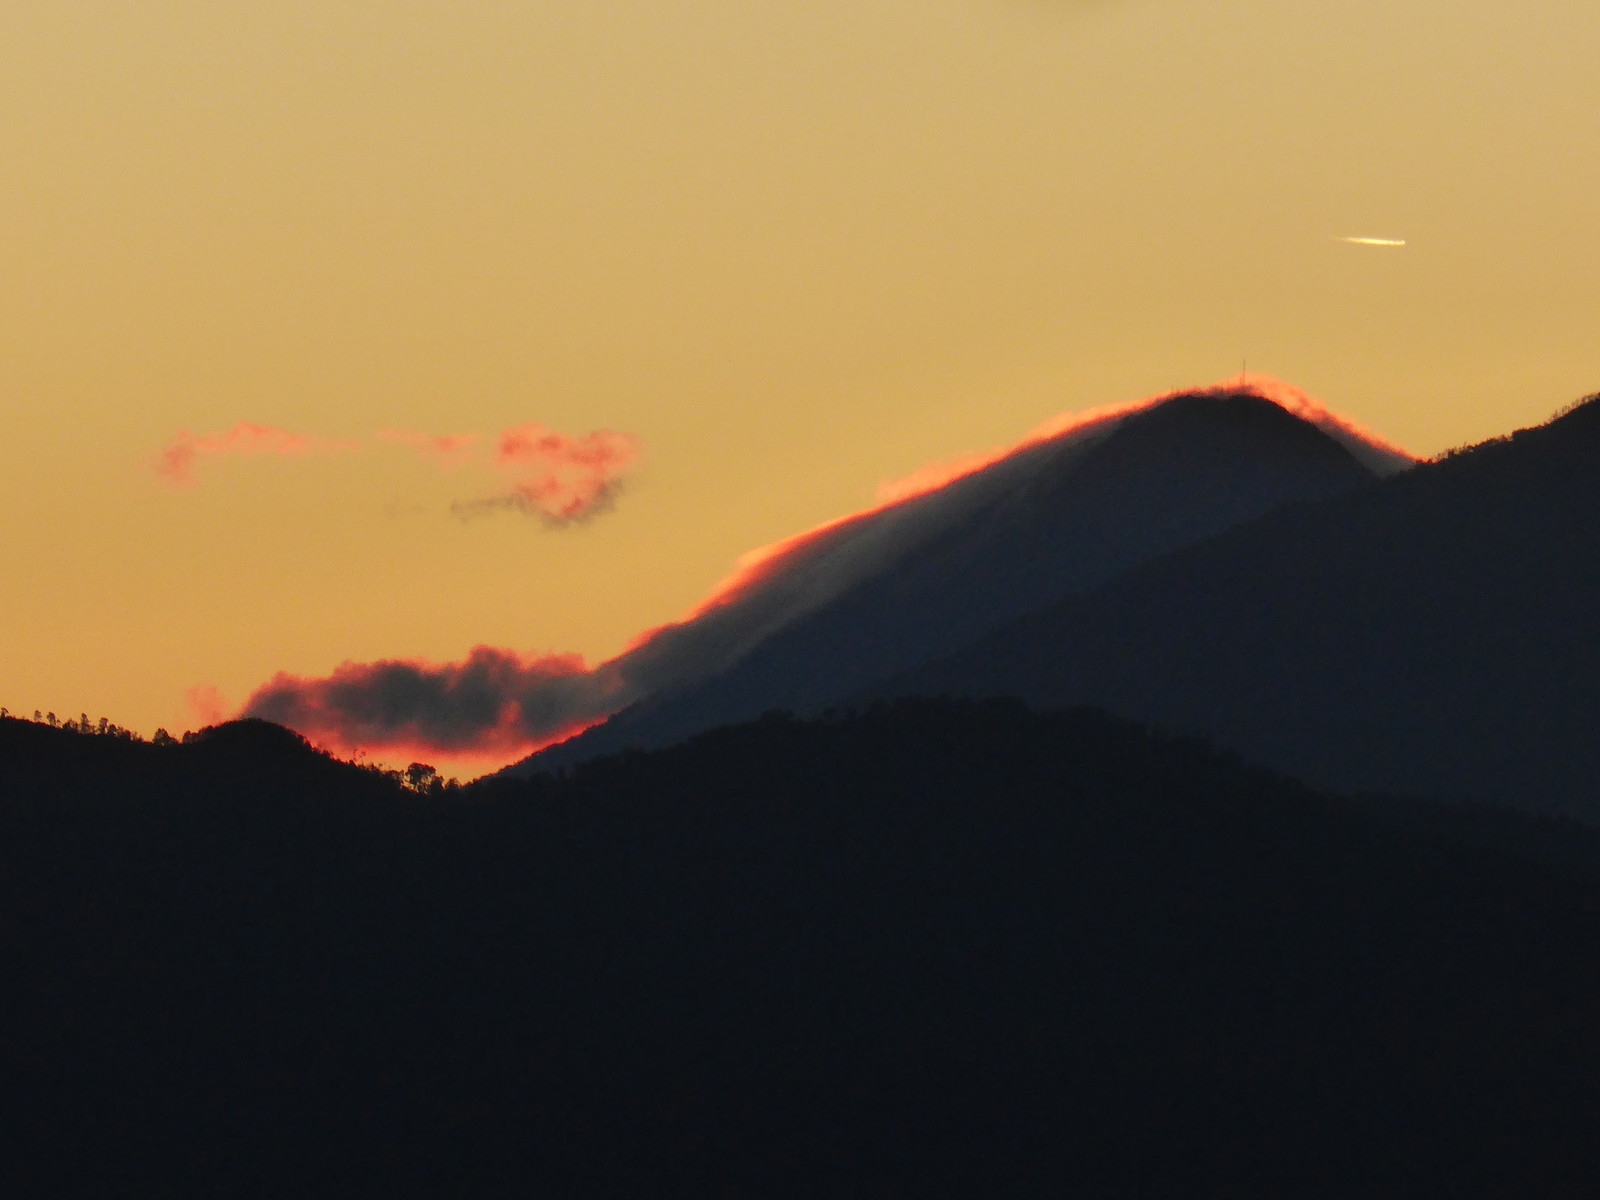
[7,6,1600,1188]
[227,376,1419,774]
[5,0,1594,771]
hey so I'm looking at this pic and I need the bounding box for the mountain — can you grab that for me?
[514,385,1407,773]
[9,702,1600,1196]
[876,395,1600,817]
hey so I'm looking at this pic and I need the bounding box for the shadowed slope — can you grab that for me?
[877,396,1600,817]
[519,390,1396,772]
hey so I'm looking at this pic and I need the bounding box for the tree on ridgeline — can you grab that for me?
[7,707,144,740]
[402,762,444,795]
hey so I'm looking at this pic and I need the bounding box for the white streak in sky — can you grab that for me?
[1338,236,1406,247]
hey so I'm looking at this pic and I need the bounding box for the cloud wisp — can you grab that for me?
[452,425,642,527]
[186,684,229,727]
[155,423,361,485]
[155,420,643,525]
[375,429,480,466]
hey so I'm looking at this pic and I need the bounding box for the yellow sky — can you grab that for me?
[3,0,1597,761]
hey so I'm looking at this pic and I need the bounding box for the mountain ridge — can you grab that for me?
[867,394,1600,816]
[515,387,1400,774]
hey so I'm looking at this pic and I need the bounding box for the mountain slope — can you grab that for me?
[518,388,1400,772]
[877,395,1600,817]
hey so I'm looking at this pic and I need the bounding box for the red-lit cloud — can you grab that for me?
[242,646,627,762]
[156,420,645,526]
[452,425,643,525]
[155,423,361,485]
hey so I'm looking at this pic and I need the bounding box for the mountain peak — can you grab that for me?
[1121,380,1415,478]
[1091,389,1383,475]
[511,378,1404,775]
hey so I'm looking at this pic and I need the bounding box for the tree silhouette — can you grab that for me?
[403,762,442,794]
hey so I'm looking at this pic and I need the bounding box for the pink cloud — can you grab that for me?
[452,424,643,525]
[155,423,361,485]
[156,422,644,526]
[186,684,228,727]
[376,429,480,466]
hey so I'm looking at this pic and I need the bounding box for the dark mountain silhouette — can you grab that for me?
[876,395,1600,817]
[518,389,1403,773]
[7,703,1600,1196]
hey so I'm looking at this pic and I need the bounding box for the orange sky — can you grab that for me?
[3,0,1596,773]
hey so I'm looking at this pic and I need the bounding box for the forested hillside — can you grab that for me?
[5,704,1600,1196]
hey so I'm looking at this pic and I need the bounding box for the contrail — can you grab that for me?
[1338,236,1406,247]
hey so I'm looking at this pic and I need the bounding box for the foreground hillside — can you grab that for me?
[4,705,1600,1196]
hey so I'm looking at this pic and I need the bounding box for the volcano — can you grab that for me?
[509,381,1412,775]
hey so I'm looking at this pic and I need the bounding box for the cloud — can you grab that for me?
[158,420,643,525]
[459,424,642,525]
[376,429,480,466]
[155,423,361,485]
[450,480,629,528]
[242,646,628,760]
[186,684,228,726]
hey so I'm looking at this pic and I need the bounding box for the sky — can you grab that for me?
[3,0,1597,771]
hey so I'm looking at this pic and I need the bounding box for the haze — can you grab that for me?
[3,0,1596,760]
